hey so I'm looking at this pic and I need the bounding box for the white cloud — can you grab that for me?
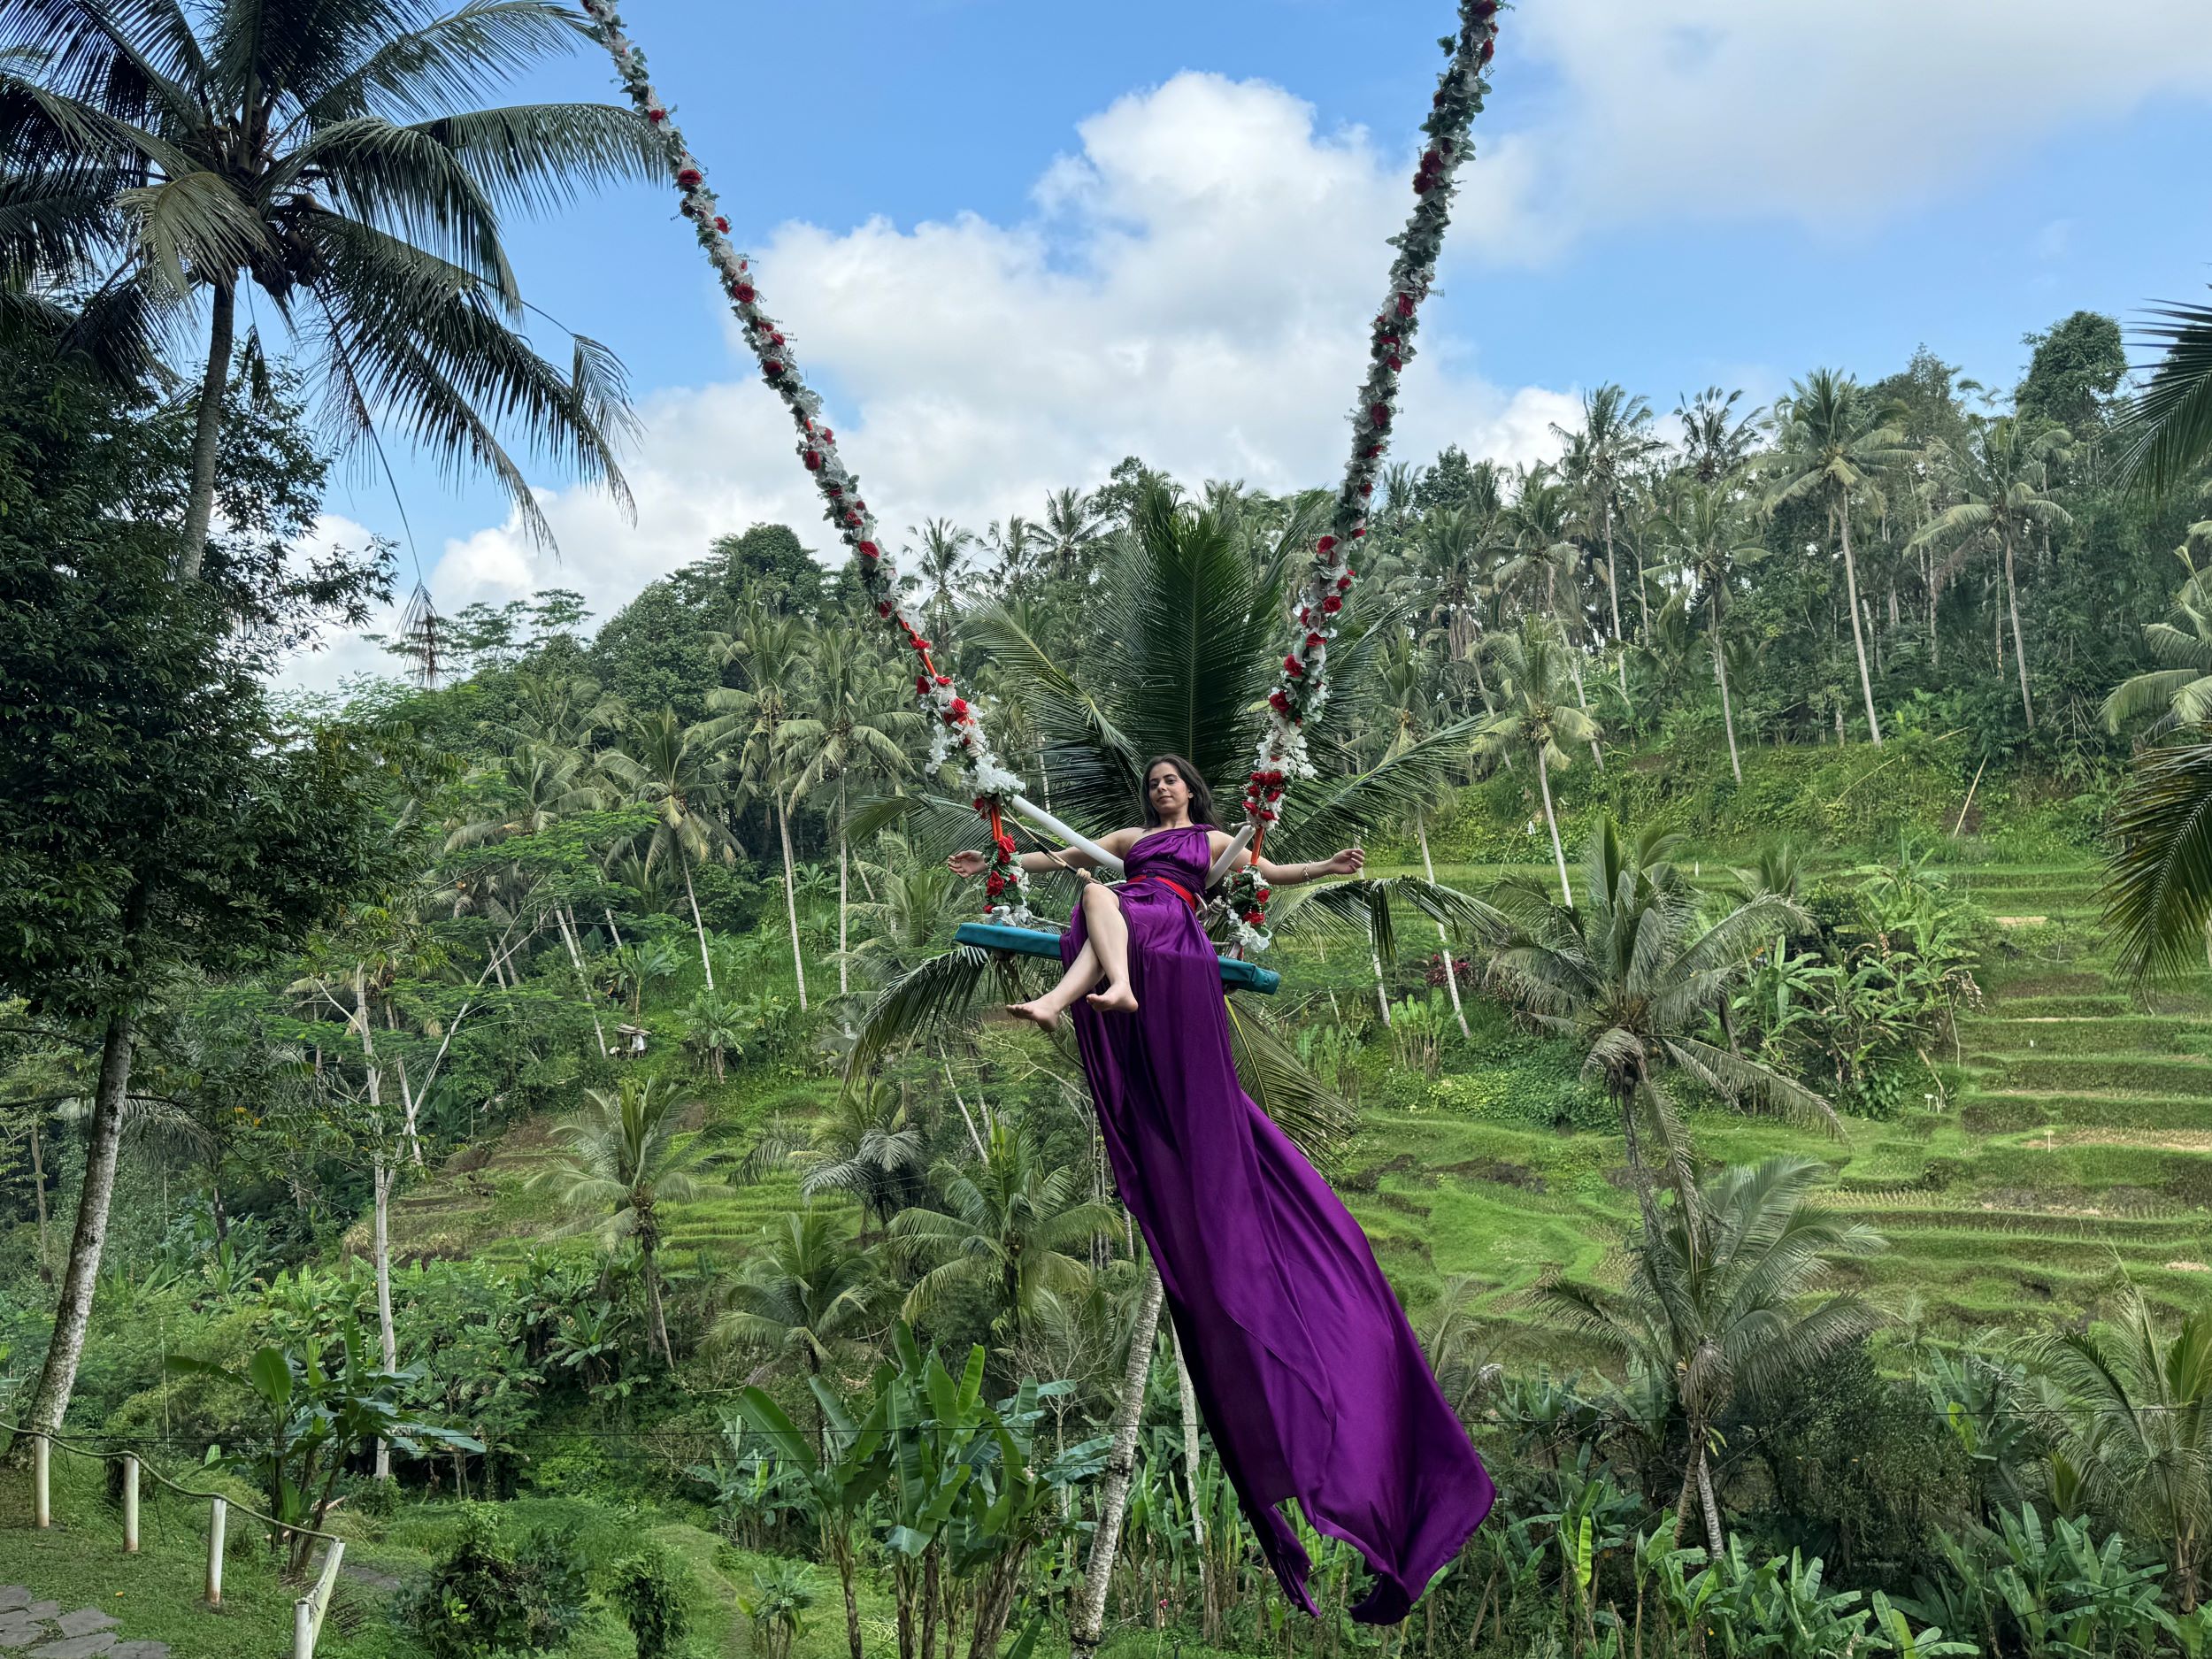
[276,73,1576,689]
[1494,0,2212,249]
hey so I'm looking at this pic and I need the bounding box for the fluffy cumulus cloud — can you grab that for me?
[1495,0,2212,249]
[280,71,1576,689]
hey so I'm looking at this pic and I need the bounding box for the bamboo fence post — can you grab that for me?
[31,1435,49,1529]
[120,1454,138,1553]
[293,1539,345,1658]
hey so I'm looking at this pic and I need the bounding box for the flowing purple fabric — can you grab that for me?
[1061,825,1494,1624]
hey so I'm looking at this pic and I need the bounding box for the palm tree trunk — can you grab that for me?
[18,1008,134,1441]
[1603,503,1628,695]
[1560,634,1605,772]
[556,904,610,1055]
[1418,818,1471,1039]
[1171,1321,1209,1610]
[373,1154,397,1481]
[1613,1083,1665,1247]
[2002,533,2034,730]
[1695,1443,1724,1555]
[1712,595,1741,784]
[779,793,810,1011]
[1837,498,1882,746]
[644,1240,675,1365]
[178,280,236,584]
[1372,938,1394,1027]
[1536,747,1571,904]
[833,1528,865,1659]
[1071,1261,1165,1659]
[680,847,715,991]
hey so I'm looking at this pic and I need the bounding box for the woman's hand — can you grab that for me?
[1323,847,1365,878]
[948,849,988,878]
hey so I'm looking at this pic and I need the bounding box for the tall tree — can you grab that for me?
[1908,415,2073,731]
[1472,619,1601,902]
[709,603,818,1010]
[0,0,656,580]
[1535,1156,1885,1551]
[1486,819,1839,1240]
[712,1206,881,1425]
[1658,483,1766,783]
[1763,370,1913,747]
[534,1076,718,1366]
[1555,384,1663,687]
[600,708,737,990]
[2117,287,2212,502]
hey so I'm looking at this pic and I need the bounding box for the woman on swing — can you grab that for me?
[950,755,1361,1025]
[947,755,1494,1626]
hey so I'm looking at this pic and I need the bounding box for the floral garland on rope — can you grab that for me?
[1223,0,1502,956]
[578,0,1038,924]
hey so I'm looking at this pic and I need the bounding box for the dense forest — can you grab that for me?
[7,1,2212,1655]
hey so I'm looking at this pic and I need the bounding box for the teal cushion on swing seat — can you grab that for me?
[954,922,1280,995]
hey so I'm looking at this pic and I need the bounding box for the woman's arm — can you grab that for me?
[1247,846,1365,886]
[950,827,1141,878]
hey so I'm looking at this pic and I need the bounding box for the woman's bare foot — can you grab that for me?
[1006,999,1064,1031]
[1085,981,1139,1016]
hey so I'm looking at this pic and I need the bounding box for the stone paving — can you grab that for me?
[0,1591,165,1659]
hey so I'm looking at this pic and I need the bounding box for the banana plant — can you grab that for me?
[1868,1592,1978,1659]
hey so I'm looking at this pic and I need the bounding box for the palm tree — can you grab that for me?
[887,1118,1121,1339]
[712,1207,880,1430]
[1486,819,1840,1240]
[1499,470,1603,764]
[532,1076,718,1366]
[1554,385,1663,683]
[1658,483,1767,783]
[790,1079,932,1228]
[443,742,603,850]
[2116,287,2212,501]
[2034,1287,2211,1609]
[1763,370,1914,747]
[910,518,975,638]
[681,986,743,1081]
[2104,529,2212,739]
[710,603,818,1010]
[1038,487,1105,581]
[1534,1156,1885,1551]
[843,838,973,986]
[778,631,915,997]
[1472,618,1601,902]
[1907,415,2073,731]
[0,0,654,580]
[1675,387,1763,486]
[599,708,738,990]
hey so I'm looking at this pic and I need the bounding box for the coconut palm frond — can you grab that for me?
[1224,997,1356,1171]
[2101,733,2212,983]
[844,945,1024,1084]
[2117,295,2212,502]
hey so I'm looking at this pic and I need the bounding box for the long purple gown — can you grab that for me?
[1060,824,1494,1624]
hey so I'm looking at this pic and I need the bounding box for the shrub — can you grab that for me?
[610,1543,694,1659]
[397,1502,590,1658]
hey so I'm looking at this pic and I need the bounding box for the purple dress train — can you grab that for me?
[1061,825,1494,1624]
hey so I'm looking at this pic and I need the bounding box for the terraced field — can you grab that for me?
[376,858,2210,1355]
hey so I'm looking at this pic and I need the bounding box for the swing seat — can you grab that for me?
[955,923,1280,995]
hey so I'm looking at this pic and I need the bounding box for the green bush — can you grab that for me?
[397,1502,590,1658]
[610,1542,693,1659]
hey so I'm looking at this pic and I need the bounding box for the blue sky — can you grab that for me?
[288,0,2212,688]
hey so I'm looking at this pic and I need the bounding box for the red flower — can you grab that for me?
[935,673,952,687]
[1243,910,1264,926]
[648,108,667,124]
[1285,658,1305,679]
[1350,525,1367,538]
[1386,356,1402,373]
[1479,35,1495,61]
[677,166,702,188]
[859,540,879,557]
[947,698,969,721]
[770,331,785,346]
[1269,690,1291,714]
[1338,573,1354,591]
[734,283,756,303]
[878,602,894,617]
[821,427,834,442]
[916,675,931,695]
[1396,293,1416,318]
[804,450,824,471]
[1370,402,1391,427]
[1322,594,1343,614]
[845,510,862,526]
[826,483,843,497]
[1360,480,1374,495]
[1306,631,1325,649]
[1254,886,1271,903]
[1474,0,1497,15]
[1317,534,1337,553]
[764,360,784,376]
[714,216,730,234]
[986,873,1007,899]
[995,832,1017,860]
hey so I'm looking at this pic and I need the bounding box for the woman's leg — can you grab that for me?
[1008,938,1101,1029]
[1080,881,1138,1014]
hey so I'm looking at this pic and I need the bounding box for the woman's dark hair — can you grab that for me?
[1138,754,1216,828]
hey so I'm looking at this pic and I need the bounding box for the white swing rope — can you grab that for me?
[578,0,1500,934]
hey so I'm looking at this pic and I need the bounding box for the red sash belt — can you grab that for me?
[1125,873,1198,910]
